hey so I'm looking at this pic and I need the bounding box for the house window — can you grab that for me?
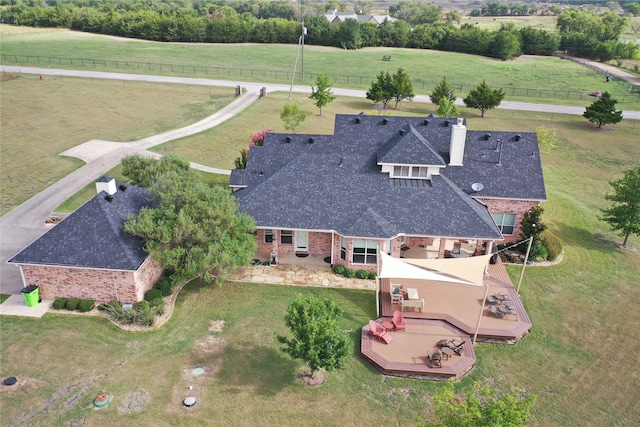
[340,237,346,260]
[492,213,516,235]
[411,166,428,178]
[281,229,293,244]
[352,240,378,265]
[264,229,273,243]
[393,165,410,177]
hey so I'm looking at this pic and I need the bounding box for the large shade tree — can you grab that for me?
[391,67,415,109]
[430,76,456,107]
[123,157,257,284]
[366,70,394,109]
[463,80,505,117]
[276,294,350,383]
[599,164,640,247]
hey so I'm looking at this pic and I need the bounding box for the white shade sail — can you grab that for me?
[378,251,479,285]
[404,254,491,286]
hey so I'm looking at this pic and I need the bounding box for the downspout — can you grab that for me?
[112,271,119,301]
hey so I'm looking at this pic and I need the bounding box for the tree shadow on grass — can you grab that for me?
[554,222,620,253]
[217,341,298,395]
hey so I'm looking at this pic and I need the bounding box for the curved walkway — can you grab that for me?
[2,66,639,294]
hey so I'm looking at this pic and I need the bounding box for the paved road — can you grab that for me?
[1,66,639,294]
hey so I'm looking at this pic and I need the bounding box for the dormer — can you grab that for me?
[377,125,446,180]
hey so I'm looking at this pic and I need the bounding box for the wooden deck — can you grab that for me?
[362,260,531,380]
[379,260,531,343]
[361,318,476,380]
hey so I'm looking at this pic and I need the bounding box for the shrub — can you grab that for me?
[78,299,95,312]
[531,243,548,261]
[368,271,377,280]
[344,268,356,278]
[99,300,121,311]
[151,298,166,315]
[332,264,346,275]
[157,279,172,297]
[356,269,369,279]
[52,298,67,310]
[145,288,162,302]
[65,298,80,311]
[135,300,151,310]
[541,230,562,261]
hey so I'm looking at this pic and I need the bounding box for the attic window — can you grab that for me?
[392,165,429,179]
[393,165,410,177]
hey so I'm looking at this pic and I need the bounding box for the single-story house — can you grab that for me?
[8,177,162,304]
[230,114,546,271]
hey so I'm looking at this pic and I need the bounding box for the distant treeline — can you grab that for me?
[0,1,636,62]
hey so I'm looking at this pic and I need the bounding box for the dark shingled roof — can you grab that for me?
[9,179,153,270]
[230,114,546,240]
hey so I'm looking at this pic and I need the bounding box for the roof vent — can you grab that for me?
[309,137,315,144]
[423,119,429,126]
[382,118,389,125]
[118,184,127,192]
[399,129,405,136]
[444,120,450,127]
[338,157,343,166]
[105,195,113,202]
[259,171,264,176]
[355,117,361,124]
[286,136,292,143]
[515,134,522,141]
[484,133,491,141]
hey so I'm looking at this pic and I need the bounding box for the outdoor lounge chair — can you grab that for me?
[437,339,465,356]
[489,305,517,320]
[392,311,406,331]
[427,351,442,368]
[368,320,393,344]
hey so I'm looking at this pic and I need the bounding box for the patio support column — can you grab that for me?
[516,237,533,294]
[473,284,490,345]
[437,238,446,259]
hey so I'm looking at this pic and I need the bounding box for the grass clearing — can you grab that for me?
[1,24,638,108]
[0,74,235,214]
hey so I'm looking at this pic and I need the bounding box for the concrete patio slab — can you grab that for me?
[0,294,53,318]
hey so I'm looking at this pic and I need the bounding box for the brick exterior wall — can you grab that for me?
[18,257,162,304]
[479,198,541,243]
[257,229,332,255]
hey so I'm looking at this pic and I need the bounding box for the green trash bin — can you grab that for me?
[21,285,40,307]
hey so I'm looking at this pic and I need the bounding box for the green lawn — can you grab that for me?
[2,24,638,109]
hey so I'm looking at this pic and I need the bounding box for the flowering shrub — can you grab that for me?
[250,129,274,147]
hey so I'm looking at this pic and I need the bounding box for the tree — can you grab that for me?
[463,80,505,117]
[430,76,456,107]
[234,147,249,169]
[123,158,257,284]
[536,125,558,154]
[121,154,191,188]
[280,102,307,133]
[599,164,640,247]
[519,206,547,258]
[390,67,415,109]
[436,97,460,117]
[276,294,350,382]
[583,91,623,128]
[309,74,336,116]
[366,71,393,109]
[419,381,535,427]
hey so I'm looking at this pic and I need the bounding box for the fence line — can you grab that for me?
[2,53,640,103]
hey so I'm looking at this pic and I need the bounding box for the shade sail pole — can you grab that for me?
[473,284,489,345]
[516,237,533,294]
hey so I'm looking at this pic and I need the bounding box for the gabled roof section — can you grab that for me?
[341,207,397,238]
[9,179,153,270]
[377,125,446,166]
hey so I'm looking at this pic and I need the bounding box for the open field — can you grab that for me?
[1,23,639,425]
[0,74,235,214]
[1,24,638,108]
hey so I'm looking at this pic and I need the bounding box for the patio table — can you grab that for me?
[440,347,454,360]
[407,288,419,300]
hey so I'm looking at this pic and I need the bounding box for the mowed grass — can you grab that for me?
[0,74,235,214]
[1,24,638,109]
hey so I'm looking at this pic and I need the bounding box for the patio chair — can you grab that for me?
[390,284,402,304]
[392,310,406,331]
[269,252,278,266]
[368,320,393,344]
[448,340,465,356]
[489,305,517,320]
[427,351,442,368]
[485,295,500,305]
